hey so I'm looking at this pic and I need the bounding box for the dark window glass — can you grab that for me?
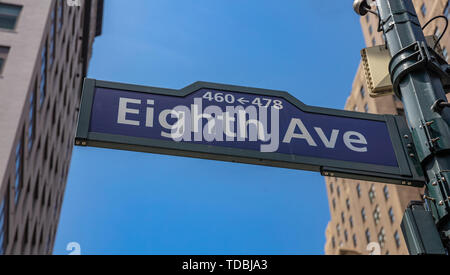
[58,0,63,31]
[15,137,23,204]
[349,216,353,228]
[28,84,36,151]
[40,42,47,107]
[352,234,357,247]
[421,4,426,16]
[49,5,56,66]
[434,27,441,38]
[383,185,389,200]
[0,3,21,30]
[394,231,401,248]
[373,205,381,225]
[361,207,366,222]
[365,229,371,244]
[389,207,395,223]
[368,185,376,203]
[0,46,9,74]
[360,86,365,97]
[396,107,405,117]
[356,184,361,198]
[0,195,6,254]
[378,228,385,248]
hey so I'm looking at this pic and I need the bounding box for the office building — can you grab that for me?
[324,0,450,255]
[0,0,103,254]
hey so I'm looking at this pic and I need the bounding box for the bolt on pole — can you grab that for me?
[357,0,450,254]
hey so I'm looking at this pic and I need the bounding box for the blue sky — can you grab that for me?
[53,0,365,255]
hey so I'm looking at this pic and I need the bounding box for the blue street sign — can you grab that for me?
[76,79,424,187]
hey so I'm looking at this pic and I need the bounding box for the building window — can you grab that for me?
[369,25,373,35]
[332,198,336,210]
[352,234,357,247]
[0,194,6,255]
[66,39,70,63]
[396,107,405,117]
[378,228,386,248]
[434,27,441,38]
[443,47,448,61]
[383,185,389,200]
[58,0,64,31]
[373,205,381,225]
[361,207,367,222]
[28,84,36,152]
[0,46,9,75]
[329,183,334,194]
[346,198,350,210]
[49,5,56,67]
[336,186,340,198]
[394,231,401,248]
[40,42,47,107]
[356,184,361,198]
[421,3,426,17]
[364,103,369,113]
[389,207,395,223]
[15,136,23,204]
[332,236,336,249]
[44,134,49,161]
[349,216,354,228]
[372,38,376,46]
[341,212,345,224]
[344,230,348,242]
[365,229,371,244]
[336,224,341,236]
[368,185,376,203]
[0,3,22,30]
[360,86,365,98]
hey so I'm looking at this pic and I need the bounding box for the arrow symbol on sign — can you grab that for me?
[237,97,249,105]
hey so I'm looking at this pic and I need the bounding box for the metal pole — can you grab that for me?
[372,0,450,254]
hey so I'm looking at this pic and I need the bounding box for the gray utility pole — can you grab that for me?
[355,0,450,254]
